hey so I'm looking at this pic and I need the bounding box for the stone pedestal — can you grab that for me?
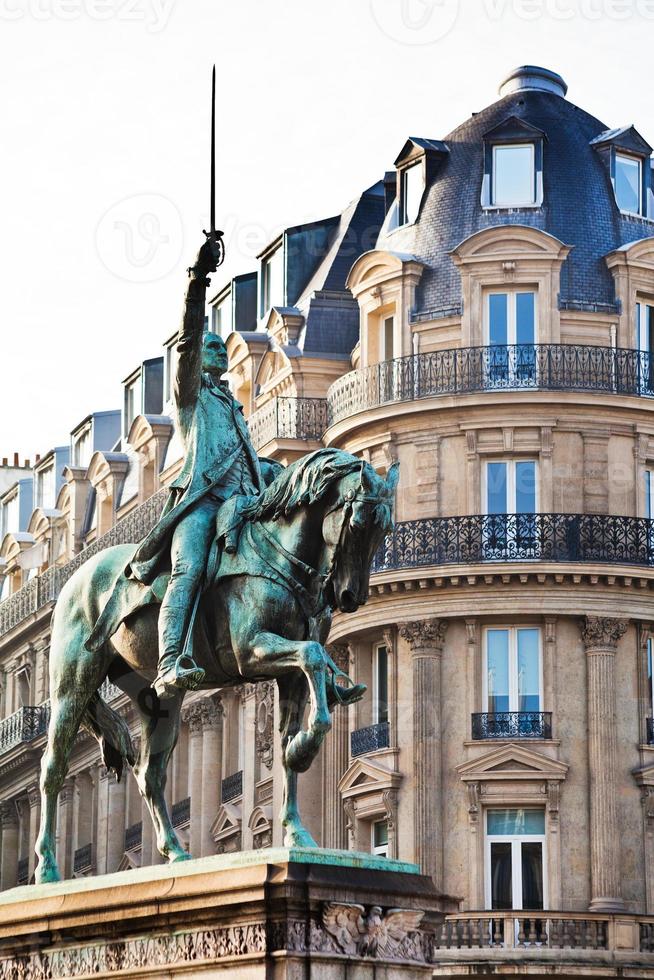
[0,849,451,978]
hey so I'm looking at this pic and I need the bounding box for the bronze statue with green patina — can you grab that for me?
[33,234,399,884]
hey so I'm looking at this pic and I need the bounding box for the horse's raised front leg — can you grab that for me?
[132,685,189,864]
[276,672,317,848]
[244,630,333,766]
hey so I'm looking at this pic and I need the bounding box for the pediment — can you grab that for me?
[346,249,426,293]
[117,852,139,872]
[211,802,242,842]
[254,348,291,388]
[590,124,652,156]
[457,743,569,783]
[338,755,402,796]
[606,236,654,272]
[483,115,546,143]
[248,804,272,834]
[394,136,449,168]
[451,225,570,264]
[633,759,654,788]
[126,413,172,451]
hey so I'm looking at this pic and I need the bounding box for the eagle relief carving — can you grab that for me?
[322,902,425,959]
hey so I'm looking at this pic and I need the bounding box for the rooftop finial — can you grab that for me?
[499,65,567,99]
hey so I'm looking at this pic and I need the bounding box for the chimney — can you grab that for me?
[1,458,6,466]
[24,458,30,467]
[13,453,18,466]
[35,454,41,463]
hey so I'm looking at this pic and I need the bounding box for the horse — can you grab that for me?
[34,448,399,884]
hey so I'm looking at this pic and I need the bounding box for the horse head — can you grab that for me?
[323,460,399,613]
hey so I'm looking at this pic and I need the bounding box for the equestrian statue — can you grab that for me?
[33,224,399,883]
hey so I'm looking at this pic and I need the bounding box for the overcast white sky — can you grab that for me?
[0,0,652,459]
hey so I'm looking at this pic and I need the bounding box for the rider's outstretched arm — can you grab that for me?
[174,238,221,413]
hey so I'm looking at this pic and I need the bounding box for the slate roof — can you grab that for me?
[376,83,654,316]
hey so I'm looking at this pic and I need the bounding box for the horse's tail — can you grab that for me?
[82,691,136,781]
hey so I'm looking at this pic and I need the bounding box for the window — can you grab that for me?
[485,460,537,515]
[1,493,19,538]
[486,808,546,910]
[484,460,538,559]
[164,343,177,405]
[485,290,536,386]
[373,643,389,725]
[261,246,284,315]
[73,427,92,468]
[124,376,142,437]
[484,627,542,715]
[400,163,423,225]
[615,153,642,215]
[492,144,536,207]
[36,466,55,510]
[647,470,654,519]
[382,316,395,361]
[372,819,389,857]
[213,295,232,338]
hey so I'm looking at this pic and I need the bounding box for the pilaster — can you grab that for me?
[0,800,19,889]
[200,697,223,857]
[581,615,628,911]
[323,643,351,850]
[399,618,447,888]
[181,700,205,858]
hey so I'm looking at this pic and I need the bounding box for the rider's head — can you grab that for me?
[202,332,229,376]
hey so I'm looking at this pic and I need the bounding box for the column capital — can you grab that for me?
[200,697,224,732]
[59,778,76,805]
[181,700,205,736]
[581,616,628,651]
[326,643,350,672]
[399,618,448,654]
[0,800,18,828]
[27,783,40,809]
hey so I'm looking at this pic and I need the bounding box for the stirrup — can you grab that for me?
[153,654,206,700]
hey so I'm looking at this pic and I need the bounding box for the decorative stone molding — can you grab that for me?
[199,697,223,733]
[581,616,628,650]
[181,701,204,737]
[27,783,40,809]
[322,903,425,959]
[255,682,274,771]
[399,618,448,654]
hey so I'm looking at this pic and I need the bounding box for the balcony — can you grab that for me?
[221,770,243,803]
[124,821,142,851]
[372,513,654,573]
[434,911,654,952]
[472,711,552,740]
[647,718,654,745]
[0,486,168,640]
[247,396,328,452]
[73,843,93,876]
[351,721,390,758]
[171,797,190,827]
[16,857,28,886]
[327,344,654,427]
[0,705,48,756]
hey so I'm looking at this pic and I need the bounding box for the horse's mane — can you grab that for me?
[254,448,364,521]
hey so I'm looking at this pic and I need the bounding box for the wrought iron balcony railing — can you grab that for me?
[171,797,191,827]
[351,720,390,757]
[472,711,552,740]
[221,770,243,803]
[0,705,48,756]
[647,718,654,745]
[372,513,654,572]
[124,821,142,851]
[16,857,28,885]
[0,487,168,639]
[247,396,328,452]
[73,843,93,876]
[327,344,654,426]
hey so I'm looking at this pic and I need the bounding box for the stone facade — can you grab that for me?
[2,63,654,971]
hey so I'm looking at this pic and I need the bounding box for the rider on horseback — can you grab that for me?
[128,237,265,699]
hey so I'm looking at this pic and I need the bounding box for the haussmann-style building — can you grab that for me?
[2,63,654,974]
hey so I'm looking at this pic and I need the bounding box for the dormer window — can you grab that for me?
[73,427,92,468]
[124,374,142,438]
[36,465,55,510]
[400,163,424,226]
[482,117,545,210]
[615,153,642,215]
[261,244,284,317]
[492,144,536,207]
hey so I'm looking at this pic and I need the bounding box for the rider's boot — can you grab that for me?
[153,599,205,700]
